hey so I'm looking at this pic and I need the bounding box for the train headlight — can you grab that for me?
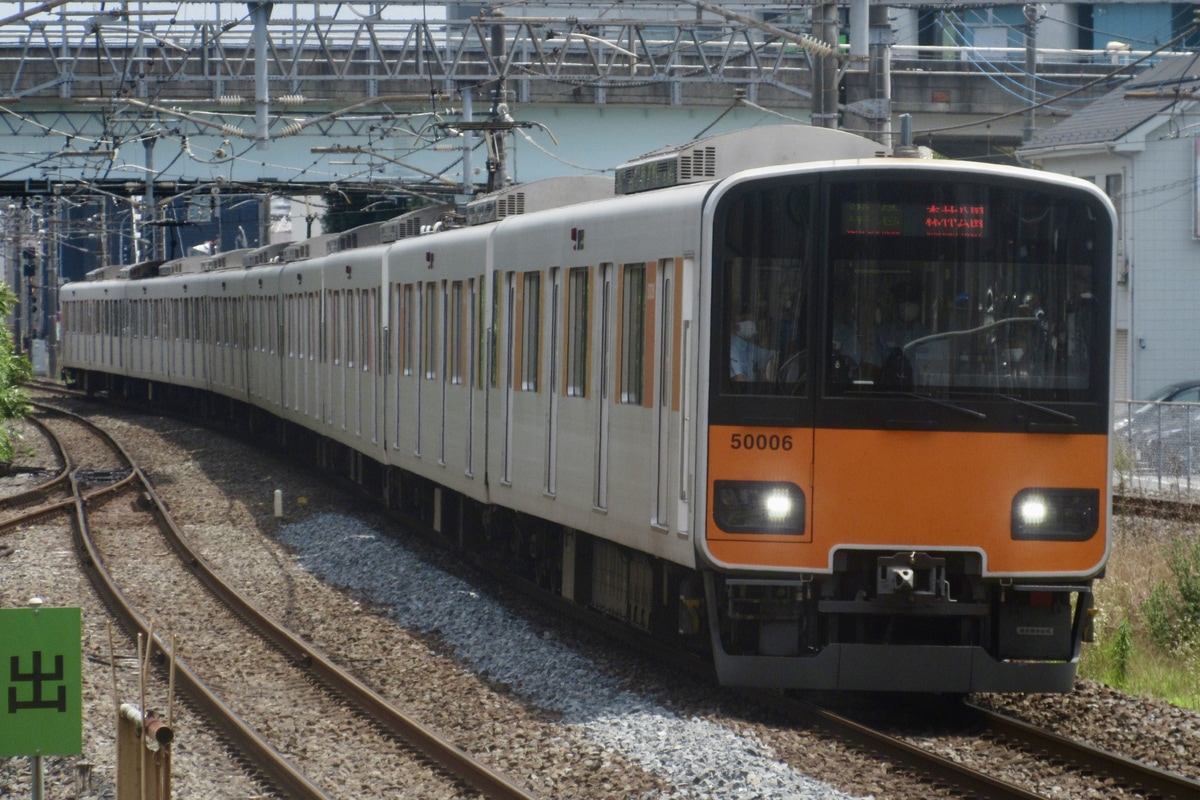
[1011,488,1100,541]
[713,481,805,535]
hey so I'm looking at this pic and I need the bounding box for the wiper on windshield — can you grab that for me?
[995,393,1077,424]
[900,392,987,420]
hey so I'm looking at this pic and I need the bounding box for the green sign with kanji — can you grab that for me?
[0,607,82,756]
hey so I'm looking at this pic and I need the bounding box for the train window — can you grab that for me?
[348,290,358,369]
[566,267,589,397]
[474,276,485,391]
[490,272,502,389]
[330,290,341,365]
[367,289,376,373]
[402,284,415,375]
[715,182,812,398]
[521,271,541,391]
[619,263,647,405]
[826,176,1107,401]
[450,281,464,384]
[424,282,437,380]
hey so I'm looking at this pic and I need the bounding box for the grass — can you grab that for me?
[1079,507,1200,709]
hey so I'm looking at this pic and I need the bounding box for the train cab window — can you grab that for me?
[715,182,813,399]
[825,177,1107,404]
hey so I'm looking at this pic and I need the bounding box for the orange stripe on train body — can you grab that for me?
[706,425,1108,576]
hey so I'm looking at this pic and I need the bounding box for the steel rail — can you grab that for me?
[0,408,71,510]
[0,403,137,529]
[743,691,1047,800]
[50,400,538,800]
[965,701,1200,800]
[62,451,331,799]
[467,526,1049,799]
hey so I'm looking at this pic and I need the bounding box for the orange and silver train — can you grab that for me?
[60,126,1115,692]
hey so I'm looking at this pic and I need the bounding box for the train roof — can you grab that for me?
[463,175,613,225]
[69,127,899,285]
[614,124,887,195]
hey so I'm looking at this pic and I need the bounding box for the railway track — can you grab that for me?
[13,400,538,800]
[21,384,1200,799]
[1113,491,1200,521]
[750,691,1200,800]
[963,701,1200,799]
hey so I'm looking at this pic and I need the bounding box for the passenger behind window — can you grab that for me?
[730,308,776,383]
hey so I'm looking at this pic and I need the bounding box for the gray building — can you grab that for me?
[1019,55,1200,402]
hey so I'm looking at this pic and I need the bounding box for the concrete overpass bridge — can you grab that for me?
[0,1,1171,291]
[0,1,1157,193]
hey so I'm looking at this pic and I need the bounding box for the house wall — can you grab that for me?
[1124,130,1200,399]
[1029,106,1200,401]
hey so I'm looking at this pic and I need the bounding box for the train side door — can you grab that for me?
[595,262,613,510]
[546,267,561,495]
[655,257,678,530]
[502,272,516,483]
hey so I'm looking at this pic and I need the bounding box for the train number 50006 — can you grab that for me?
[730,433,793,451]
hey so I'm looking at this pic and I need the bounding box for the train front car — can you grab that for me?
[701,162,1114,693]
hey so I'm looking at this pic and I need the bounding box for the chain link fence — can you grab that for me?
[1114,400,1200,492]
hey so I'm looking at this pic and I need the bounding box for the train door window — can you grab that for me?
[259,297,267,353]
[566,266,589,397]
[490,272,502,389]
[249,297,258,353]
[348,290,358,370]
[450,281,464,384]
[368,289,377,373]
[234,298,242,350]
[298,295,305,360]
[474,275,485,391]
[619,263,647,405]
[357,289,366,370]
[283,296,292,361]
[521,271,541,392]
[402,284,415,376]
[388,285,400,375]
[330,291,341,366]
[424,282,438,380]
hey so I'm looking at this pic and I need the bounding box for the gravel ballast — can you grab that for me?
[278,512,866,800]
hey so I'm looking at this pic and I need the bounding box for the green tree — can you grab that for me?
[0,284,32,464]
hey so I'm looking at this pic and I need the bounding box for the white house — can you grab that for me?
[1019,55,1200,401]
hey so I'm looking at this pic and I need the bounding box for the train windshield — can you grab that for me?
[826,177,1107,402]
[713,170,1112,424]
